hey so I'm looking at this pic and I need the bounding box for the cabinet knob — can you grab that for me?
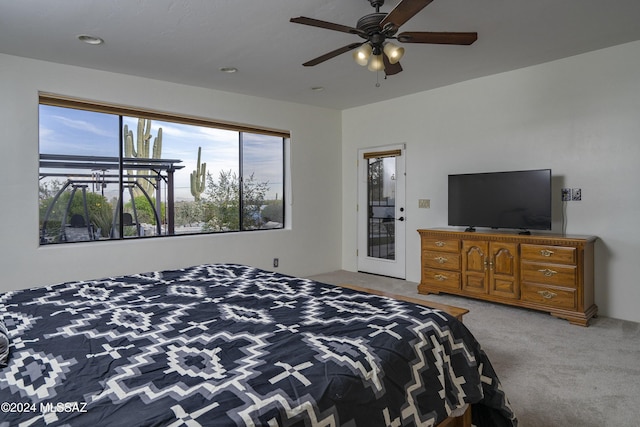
[540,249,554,257]
[537,290,557,299]
[435,241,446,247]
[538,268,558,277]
[434,256,448,264]
[434,274,447,281]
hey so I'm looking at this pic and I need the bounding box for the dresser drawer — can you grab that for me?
[521,261,577,287]
[521,244,576,265]
[422,268,461,290]
[423,251,460,271]
[521,283,576,310]
[422,237,460,253]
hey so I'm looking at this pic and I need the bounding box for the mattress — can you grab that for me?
[0,264,516,426]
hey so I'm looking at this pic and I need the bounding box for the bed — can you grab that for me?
[0,263,517,426]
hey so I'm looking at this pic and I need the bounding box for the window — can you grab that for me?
[39,94,286,245]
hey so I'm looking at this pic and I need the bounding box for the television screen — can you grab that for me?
[448,169,552,231]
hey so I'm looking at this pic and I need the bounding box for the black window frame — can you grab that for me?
[38,93,288,245]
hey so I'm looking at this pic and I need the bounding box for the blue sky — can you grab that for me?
[39,105,283,201]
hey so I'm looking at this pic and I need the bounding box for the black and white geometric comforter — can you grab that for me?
[0,264,517,426]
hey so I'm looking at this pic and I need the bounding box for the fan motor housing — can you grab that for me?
[356,12,386,37]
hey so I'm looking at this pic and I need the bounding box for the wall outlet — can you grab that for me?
[561,188,571,201]
[572,188,582,201]
[418,199,430,209]
[273,258,279,268]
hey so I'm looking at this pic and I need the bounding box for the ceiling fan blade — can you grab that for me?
[380,0,434,31]
[290,17,364,36]
[383,55,403,76]
[397,31,478,45]
[302,42,364,67]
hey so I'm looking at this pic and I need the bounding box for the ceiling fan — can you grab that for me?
[290,0,477,76]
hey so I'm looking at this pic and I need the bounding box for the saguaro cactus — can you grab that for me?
[190,147,206,201]
[123,119,163,196]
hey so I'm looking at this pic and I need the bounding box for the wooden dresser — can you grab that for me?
[418,228,597,326]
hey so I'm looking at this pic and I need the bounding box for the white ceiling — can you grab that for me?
[2,0,640,110]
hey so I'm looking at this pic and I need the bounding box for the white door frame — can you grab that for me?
[357,144,406,279]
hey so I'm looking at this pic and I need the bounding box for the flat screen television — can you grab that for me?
[448,169,552,232]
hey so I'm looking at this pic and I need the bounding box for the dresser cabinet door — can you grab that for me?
[461,241,489,294]
[489,242,519,299]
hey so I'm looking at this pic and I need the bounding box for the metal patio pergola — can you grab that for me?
[39,154,184,243]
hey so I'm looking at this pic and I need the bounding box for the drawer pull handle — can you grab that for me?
[537,290,557,299]
[538,268,557,277]
[434,274,447,281]
[435,241,446,247]
[540,249,554,257]
[434,256,448,264]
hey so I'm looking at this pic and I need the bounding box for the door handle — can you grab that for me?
[397,217,405,221]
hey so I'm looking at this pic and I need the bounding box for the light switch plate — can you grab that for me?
[418,199,430,209]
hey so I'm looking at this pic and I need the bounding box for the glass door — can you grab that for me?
[357,145,406,278]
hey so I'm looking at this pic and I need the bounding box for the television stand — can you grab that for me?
[417,228,598,326]
[464,226,476,232]
[518,229,531,235]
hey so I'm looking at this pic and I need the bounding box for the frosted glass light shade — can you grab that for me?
[383,42,405,64]
[367,54,384,71]
[353,44,373,66]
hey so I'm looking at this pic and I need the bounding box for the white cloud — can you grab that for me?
[53,114,113,137]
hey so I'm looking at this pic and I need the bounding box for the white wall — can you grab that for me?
[0,54,343,290]
[342,41,640,323]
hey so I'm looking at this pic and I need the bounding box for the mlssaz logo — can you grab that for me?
[40,402,89,413]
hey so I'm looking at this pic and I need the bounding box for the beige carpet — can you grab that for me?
[307,270,640,427]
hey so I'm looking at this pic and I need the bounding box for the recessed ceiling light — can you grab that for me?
[311,86,325,92]
[219,67,238,74]
[77,34,104,45]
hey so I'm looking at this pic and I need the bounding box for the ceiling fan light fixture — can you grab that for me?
[290,0,477,75]
[353,43,372,66]
[367,53,384,72]
[383,42,404,64]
